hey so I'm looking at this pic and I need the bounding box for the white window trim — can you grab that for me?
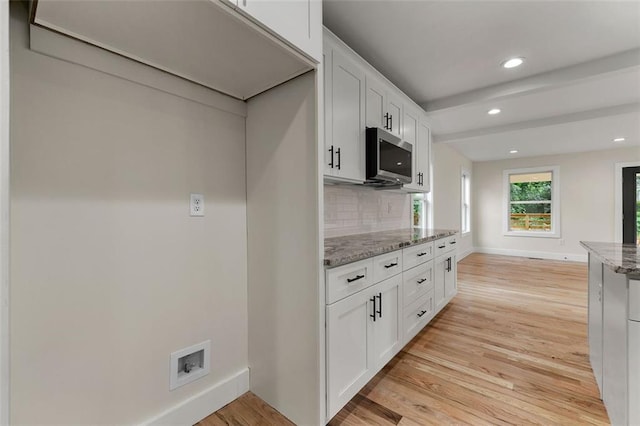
[503,165,561,238]
[461,167,471,236]
[614,161,640,243]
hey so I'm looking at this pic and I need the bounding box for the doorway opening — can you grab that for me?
[622,166,640,244]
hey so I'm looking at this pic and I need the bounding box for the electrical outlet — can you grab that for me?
[190,193,204,217]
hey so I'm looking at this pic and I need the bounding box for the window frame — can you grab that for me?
[461,168,471,235]
[503,166,560,238]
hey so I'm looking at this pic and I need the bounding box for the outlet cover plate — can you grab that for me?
[190,193,204,217]
[169,340,211,390]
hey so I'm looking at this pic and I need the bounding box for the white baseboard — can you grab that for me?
[474,247,587,263]
[457,247,474,261]
[140,368,250,426]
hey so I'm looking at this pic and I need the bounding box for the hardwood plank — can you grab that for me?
[197,254,609,425]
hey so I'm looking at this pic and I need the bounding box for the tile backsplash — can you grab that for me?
[324,184,412,238]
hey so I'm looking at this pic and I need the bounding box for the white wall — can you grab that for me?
[246,71,321,425]
[432,143,473,259]
[473,146,640,261]
[10,4,248,424]
[324,185,411,238]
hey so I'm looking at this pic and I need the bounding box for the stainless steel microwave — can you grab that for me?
[365,127,413,185]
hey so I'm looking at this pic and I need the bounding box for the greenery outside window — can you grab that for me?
[503,166,560,238]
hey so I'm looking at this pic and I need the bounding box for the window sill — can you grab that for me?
[504,231,560,239]
[461,231,471,237]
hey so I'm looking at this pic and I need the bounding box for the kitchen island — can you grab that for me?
[581,241,640,426]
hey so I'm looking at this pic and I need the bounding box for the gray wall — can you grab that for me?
[10,4,249,423]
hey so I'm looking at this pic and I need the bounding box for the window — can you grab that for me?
[503,166,560,237]
[461,169,470,234]
[412,193,432,229]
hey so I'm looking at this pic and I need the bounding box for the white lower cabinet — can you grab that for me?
[325,235,458,422]
[326,273,402,420]
[435,252,457,313]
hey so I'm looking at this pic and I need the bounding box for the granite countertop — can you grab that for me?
[325,228,458,268]
[580,241,640,274]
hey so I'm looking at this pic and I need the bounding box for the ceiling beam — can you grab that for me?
[433,102,640,143]
[422,48,640,113]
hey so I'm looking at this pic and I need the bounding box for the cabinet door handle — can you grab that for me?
[384,113,390,130]
[384,262,398,269]
[446,257,452,272]
[389,114,393,131]
[376,292,382,318]
[336,148,341,170]
[438,245,445,249]
[417,252,427,257]
[370,296,377,322]
[417,278,427,284]
[449,241,456,245]
[347,274,365,283]
[328,145,334,168]
[418,172,422,186]
[417,310,427,318]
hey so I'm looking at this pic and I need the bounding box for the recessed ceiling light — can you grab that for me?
[488,108,501,115]
[509,150,518,154]
[613,137,626,142]
[502,57,525,69]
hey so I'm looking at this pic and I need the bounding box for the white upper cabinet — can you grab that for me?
[403,112,431,193]
[365,75,403,138]
[235,0,322,63]
[324,28,432,189]
[324,40,366,183]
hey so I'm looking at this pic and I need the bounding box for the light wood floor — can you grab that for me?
[199,253,609,425]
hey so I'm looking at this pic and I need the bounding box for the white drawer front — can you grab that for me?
[403,241,434,270]
[326,258,375,305]
[403,260,434,306]
[403,290,434,345]
[373,250,403,283]
[434,234,458,256]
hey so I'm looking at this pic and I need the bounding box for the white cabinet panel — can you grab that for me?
[326,258,375,305]
[372,250,403,283]
[403,261,434,306]
[434,254,446,312]
[629,320,640,426]
[588,255,604,396]
[386,92,403,138]
[602,267,628,426]
[403,241,434,270]
[403,291,434,345]
[365,76,386,129]
[324,46,365,182]
[326,289,374,420]
[371,275,402,369]
[237,0,321,62]
[445,254,457,301]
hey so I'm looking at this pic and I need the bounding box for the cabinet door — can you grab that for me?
[444,254,457,301]
[401,106,420,191]
[371,275,403,369]
[434,254,447,312]
[417,119,431,192]
[328,49,365,182]
[238,0,321,62]
[588,255,604,396]
[386,92,403,138]
[326,289,375,420]
[366,76,386,129]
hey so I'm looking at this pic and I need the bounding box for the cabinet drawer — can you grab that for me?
[403,290,434,345]
[403,261,434,306]
[326,258,375,305]
[434,235,457,256]
[373,250,403,283]
[403,241,434,270]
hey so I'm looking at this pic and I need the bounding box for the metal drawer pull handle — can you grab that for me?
[438,245,445,249]
[384,262,398,269]
[346,274,365,283]
[370,296,377,322]
[417,252,427,257]
[376,292,382,318]
[450,241,456,245]
[417,310,427,318]
[417,278,427,284]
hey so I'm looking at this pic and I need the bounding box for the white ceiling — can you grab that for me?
[324,0,640,161]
